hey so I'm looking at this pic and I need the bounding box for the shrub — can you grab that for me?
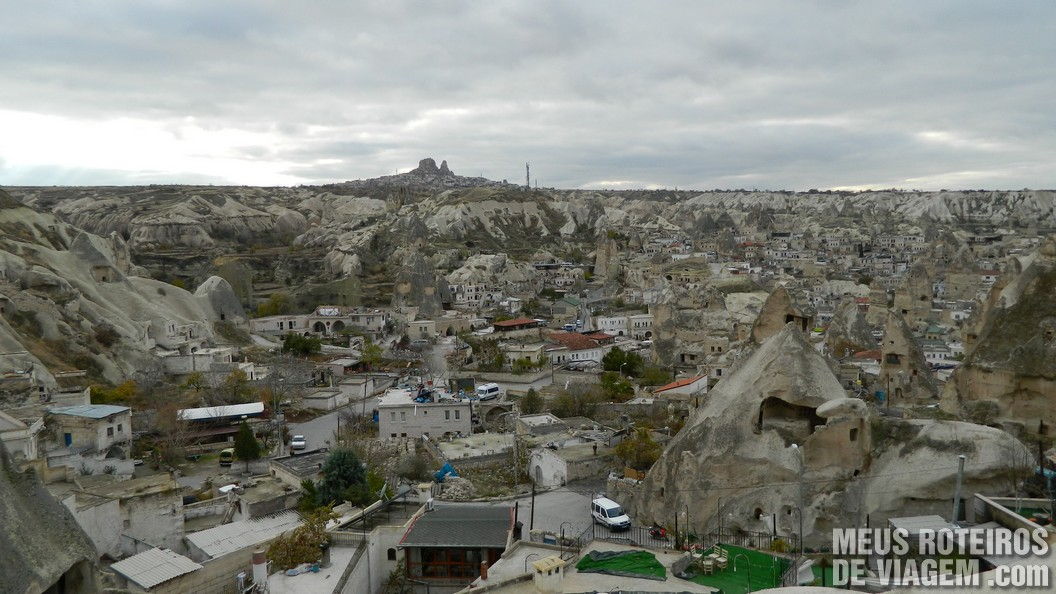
[94,325,120,347]
[519,389,543,414]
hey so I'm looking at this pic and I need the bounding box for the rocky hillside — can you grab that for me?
[0,189,240,400]
[8,161,1054,259]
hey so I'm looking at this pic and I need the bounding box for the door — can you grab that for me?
[64,433,72,446]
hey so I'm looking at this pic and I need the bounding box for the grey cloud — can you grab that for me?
[0,0,1053,189]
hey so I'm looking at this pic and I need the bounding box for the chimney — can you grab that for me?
[251,549,268,586]
[531,555,566,593]
[480,561,489,581]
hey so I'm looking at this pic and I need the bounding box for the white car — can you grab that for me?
[290,435,307,450]
[592,497,631,531]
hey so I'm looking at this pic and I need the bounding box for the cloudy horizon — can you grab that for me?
[1,1,1053,190]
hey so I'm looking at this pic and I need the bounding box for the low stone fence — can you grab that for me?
[184,496,230,519]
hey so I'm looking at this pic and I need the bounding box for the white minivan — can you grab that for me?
[591,497,631,531]
[475,382,503,401]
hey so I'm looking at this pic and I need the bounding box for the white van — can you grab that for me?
[591,497,631,531]
[475,382,503,401]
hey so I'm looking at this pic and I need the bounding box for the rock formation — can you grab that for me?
[0,197,233,397]
[0,442,102,593]
[824,299,878,358]
[943,236,1056,433]
[392,249,448,318]
[628,323,1028,545]
[751,286,815,343]
[879,310,939,403]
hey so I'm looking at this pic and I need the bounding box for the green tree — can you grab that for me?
[221,369,255,403]
[256,292,291,317]
[637,366,672,387]
[551,388,599,418]
[182,372,205,393]
[361,339,383,370]
[233,421,262,472]
[615,426,661,471]
[298,479,320,514]
[601,348,643,377]
[282,333,322,356]
[600,371,634,402]
[318,448,367,505]
[519,388,543,414]
[266,507,337,571]
[344,467,393,506]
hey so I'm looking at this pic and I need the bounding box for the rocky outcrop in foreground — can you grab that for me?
[627,323,1029,544]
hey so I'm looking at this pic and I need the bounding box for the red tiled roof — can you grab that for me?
[653,375,707,393]
[548,331,601,351]
[583,331,614,340]
[852,349,881,360]
[493,317,538,328]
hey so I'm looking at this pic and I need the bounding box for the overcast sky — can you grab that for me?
[1,1,1053,190]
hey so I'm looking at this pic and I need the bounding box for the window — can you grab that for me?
[107,427,114,437]
[445,410,450,420]
[387,548,397,561]
[390,412,396,422]
[455,410,460,420]
[117,424,122,432]
[401,433,407,438]
[391,433,397,438]
[423,410,428,416]
[400,412,406,421]
[849,428,859,442]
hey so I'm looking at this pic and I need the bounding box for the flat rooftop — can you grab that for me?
[270,449,329,478]
[438,433,514,460]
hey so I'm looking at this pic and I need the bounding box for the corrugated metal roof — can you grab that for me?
[177,401,264,421]
[399,504,512,549]
[49,404,130,419]
[111,548,202,589]
[186,511,301,558]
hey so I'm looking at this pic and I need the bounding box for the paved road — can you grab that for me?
[478,479,636,540]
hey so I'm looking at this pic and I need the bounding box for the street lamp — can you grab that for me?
[791,444,805,556]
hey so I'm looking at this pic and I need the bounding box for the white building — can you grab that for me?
[0,409,42,460]
[377,388,472,439]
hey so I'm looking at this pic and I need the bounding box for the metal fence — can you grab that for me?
[590,522,679,550]
[704,529,798,553]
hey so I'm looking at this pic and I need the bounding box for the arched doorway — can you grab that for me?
[331,320,346,333]
[534,465,544,484]
[312,321,326,334]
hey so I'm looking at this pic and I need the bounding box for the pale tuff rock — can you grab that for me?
[880,310,939,401]
[0,442,101,593]
[0,203,232,389]
[392,249,447,318]
[194,276,246,323]
[824,299,878,358]
[631,323,1025,545]
[446,253,539,287]
[816,397,868,419]
[944,236,1056,432]
[751,286,816,343]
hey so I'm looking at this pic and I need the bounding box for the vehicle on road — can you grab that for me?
[291,435,307,450]
[475,382,503,401]
[218,448,234,466]
[591,496,631,531]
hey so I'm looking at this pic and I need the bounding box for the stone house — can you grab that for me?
[47,404,132,456]
[377,388,472,439]
[0,409,43,461]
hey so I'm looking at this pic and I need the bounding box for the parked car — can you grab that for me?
[290,435,307,450]
[591,497,631,531]
[218,448,234,466]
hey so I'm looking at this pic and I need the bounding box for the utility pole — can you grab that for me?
[951,454,966,522]
[525,162,530,189]
[529,482,536,530]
